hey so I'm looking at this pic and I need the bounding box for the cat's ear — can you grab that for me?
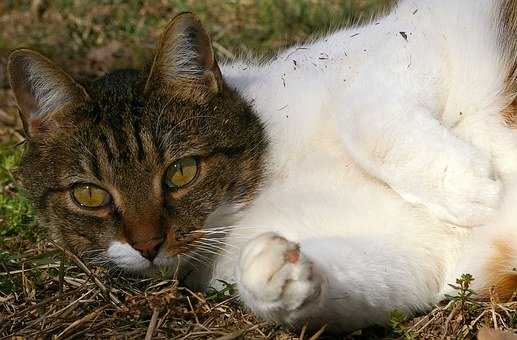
[144,12,223,102]
[7,49,89,137]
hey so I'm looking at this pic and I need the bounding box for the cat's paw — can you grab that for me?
[437,150,502,227]
[236,232,323,324]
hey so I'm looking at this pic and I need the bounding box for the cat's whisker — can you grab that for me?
[192,245,225,257]
[181,252,212,268]
[190,248,218,263]
[196,237,238,249]
[177,254,197,273]
[203,224,263,231]
[192,239,234,254]
[192,225,263,238]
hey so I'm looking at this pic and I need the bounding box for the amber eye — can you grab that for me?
[72,184,111,208]
[165,156,199,189]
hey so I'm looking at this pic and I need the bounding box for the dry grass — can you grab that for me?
[1,235,516,339]
[0,240,296,339]
[0,1,516,339]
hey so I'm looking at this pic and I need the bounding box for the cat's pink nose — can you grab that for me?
[132,238,164,261]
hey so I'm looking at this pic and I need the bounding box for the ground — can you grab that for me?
[0,1,515,339]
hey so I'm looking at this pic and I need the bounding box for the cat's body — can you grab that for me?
[7,0,517,333]
[205,0,517,329]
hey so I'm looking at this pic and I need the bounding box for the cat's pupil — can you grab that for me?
[165,157,199,188]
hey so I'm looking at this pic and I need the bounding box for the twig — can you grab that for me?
[181,287,206,304]
[59,254,66,293]
[46,289,94,321]
[299,323,308,340]
[144,308,160,340]
[490,287,500,330]
[0,263,62,275]
[207,294,238,312]
[0,286,81,325]
[468,309,488,330]
[51,241,122,306]
[186,296,200,325]
[213,322,267,340]
[413,301,454,334]
[55,307,104,339]
[442,302,460,339]
[307,324,327,340]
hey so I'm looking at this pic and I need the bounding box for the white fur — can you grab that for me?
[216,0,517,331]
[107,241,150,272]
[108,0,517,332]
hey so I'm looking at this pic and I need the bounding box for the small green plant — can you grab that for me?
[388,310,416,339]
[206,280,236,302]
[445,273,476,312]
[159,265,176,279]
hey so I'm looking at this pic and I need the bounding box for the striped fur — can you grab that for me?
[500,0,517,93]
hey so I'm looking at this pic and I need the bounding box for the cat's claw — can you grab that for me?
[236,232,323,324]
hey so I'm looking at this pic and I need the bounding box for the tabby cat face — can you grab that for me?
[7,13,266,273]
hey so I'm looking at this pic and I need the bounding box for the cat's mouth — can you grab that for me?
[105,240,176,273]
[104,232,206,274]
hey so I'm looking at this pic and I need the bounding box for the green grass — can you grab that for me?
[0,143,35,241]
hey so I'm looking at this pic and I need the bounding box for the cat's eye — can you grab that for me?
[72,184,111,208]
[165,156,199,189]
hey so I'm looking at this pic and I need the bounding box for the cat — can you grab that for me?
[7,0,517,333]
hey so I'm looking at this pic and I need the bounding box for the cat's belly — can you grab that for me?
[211,125,469,287]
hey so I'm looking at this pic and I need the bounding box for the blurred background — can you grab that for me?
[0,0,393,87]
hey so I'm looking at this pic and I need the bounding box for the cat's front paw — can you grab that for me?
[236,232,323,324]
[438,150,502,226]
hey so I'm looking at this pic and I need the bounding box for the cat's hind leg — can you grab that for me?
[335,90,502,227]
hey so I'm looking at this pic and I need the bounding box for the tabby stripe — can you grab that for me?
[98,130,115,163]
[500,0,517,92]
[88,152,103,181]
[133,117,146,162]
[211,146,245,158]
[153,131,164,164]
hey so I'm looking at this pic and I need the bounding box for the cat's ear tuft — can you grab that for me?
[144,12,223,102]
[7,49,89,137]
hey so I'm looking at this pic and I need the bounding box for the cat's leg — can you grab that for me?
[236,232,324,326]
[236,232,443,332]
[335,94,501,227]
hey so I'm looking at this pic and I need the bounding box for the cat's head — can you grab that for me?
[7,13,267,274]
